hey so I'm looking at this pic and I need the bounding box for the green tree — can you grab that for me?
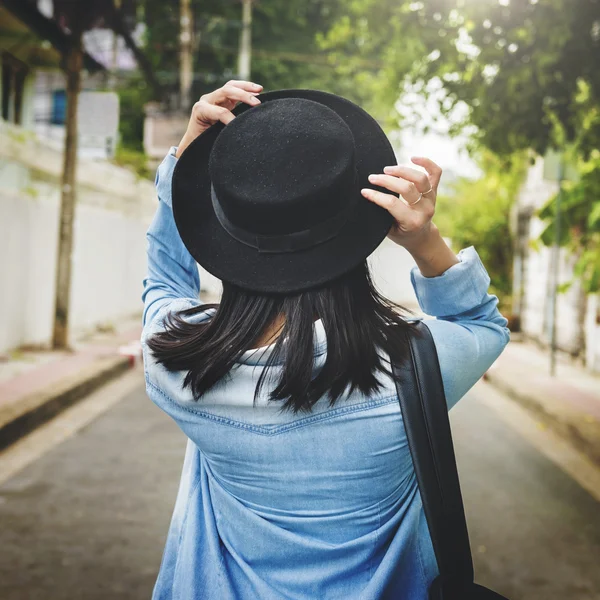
[320,0,600,291]
[535,79,600,293]
[141,0,351,101]
[116,74,152,152]
[406,0,600,157]
[319,0,600,153]
[435,152,526,305]
[538,152,600,293]
[117,0,354,150]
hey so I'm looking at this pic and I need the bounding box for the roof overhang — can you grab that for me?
[0,0,105,72]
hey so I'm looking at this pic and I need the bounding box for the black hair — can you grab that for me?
[146,261,418,414]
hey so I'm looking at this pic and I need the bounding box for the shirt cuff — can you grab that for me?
[410,246,491,317]
[154,147,179,207]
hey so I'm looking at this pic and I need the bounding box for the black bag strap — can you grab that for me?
[391,321,474,595]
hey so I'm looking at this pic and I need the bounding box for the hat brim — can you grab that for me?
[172,89,396,294]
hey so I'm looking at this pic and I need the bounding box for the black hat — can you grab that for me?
[172,89,396,293]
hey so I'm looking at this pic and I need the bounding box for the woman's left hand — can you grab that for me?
[363,157,459,276]
[361,157,441,251]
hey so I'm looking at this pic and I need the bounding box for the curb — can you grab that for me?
[0,356,131,452]
[485,371,600,467]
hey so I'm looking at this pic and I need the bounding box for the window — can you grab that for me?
[51,89,67,125]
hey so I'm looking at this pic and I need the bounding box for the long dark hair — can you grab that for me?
[146,261,418,414]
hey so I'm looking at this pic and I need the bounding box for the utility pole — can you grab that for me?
[238,0,253,80]
[110,1,163,100]
[52,23,84,349]
[109,0,121,89]
[180,0,193,110]
[549,157,565,377]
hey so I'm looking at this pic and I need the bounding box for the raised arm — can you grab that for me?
[142,80,264,329]
[142,149,201,328]
[363,158,510,410]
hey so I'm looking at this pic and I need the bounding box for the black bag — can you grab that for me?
[391,322,509,600]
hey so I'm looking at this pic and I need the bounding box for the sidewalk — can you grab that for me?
[3,315,599,466]
[0,317,142,451]
[486,338,600,466]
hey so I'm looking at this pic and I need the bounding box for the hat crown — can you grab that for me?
[209,98,357,236]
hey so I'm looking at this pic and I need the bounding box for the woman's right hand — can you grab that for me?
[175,80,263,158]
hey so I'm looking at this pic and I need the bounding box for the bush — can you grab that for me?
[434,152,526,309]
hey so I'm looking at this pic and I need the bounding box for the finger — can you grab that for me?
[196,102,235,126]
[367,174,421,203]
[207,85,261,107]
[224,80,263,92]
[410,157,442,191]
[217,109,235,125]
[220,99,238,111]
[382,165,431,192]
[361,188,410,218]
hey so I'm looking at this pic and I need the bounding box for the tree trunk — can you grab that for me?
[238,0,253,80]
[52,30,83,349]
[110,2,163,100]
[179,0,193,110]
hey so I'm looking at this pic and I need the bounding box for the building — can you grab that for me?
[143,103,189,170]
[1,0,144,159]
[513,157,600,372]
[0,0,157,352]
[0,0,104,133]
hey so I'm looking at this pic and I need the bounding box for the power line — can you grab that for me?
[198,41,384,69]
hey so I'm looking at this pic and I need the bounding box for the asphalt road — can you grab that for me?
[0,373,599,600]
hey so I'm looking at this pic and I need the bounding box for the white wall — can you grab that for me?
[515,157,600,371]
[0,121,219,352]
[190,239,421,310]
[369,238,421,313]
[32,71,116,158]
[585,294,600,372]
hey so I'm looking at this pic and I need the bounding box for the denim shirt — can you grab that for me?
[142,149,510,600]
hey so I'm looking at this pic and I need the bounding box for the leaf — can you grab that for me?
[589,202,600,229]
[557,281,573,294]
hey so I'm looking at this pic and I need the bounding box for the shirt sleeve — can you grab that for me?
[410,246,510,410]
[142,147,201,329]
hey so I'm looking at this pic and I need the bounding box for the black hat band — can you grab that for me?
[210,182,359,255]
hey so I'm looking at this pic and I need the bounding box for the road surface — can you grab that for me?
[0,370,598,599]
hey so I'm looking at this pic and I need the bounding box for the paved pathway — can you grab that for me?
[0,319,142,410]
[488,340,600,418]
[486,340,600,466]
[0,376,599,599]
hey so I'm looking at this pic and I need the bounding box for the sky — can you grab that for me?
[393,79,482,184]
[397,128,481,181]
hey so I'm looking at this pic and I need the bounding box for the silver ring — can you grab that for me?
[407,186,433,206]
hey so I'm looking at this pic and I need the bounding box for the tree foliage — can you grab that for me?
[411,0,600,156]
[118,0,352,148]
[538,149,600,293]
[320,0,600,291]
[124,1,600,290]
[435,152,526,303]
[141,0,351,103]
[320,0,600,155]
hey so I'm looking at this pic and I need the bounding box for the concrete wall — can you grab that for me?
[515,157,600,371]
[194,239,421,310]
[0,121,219,352]
[585,294,600,372]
